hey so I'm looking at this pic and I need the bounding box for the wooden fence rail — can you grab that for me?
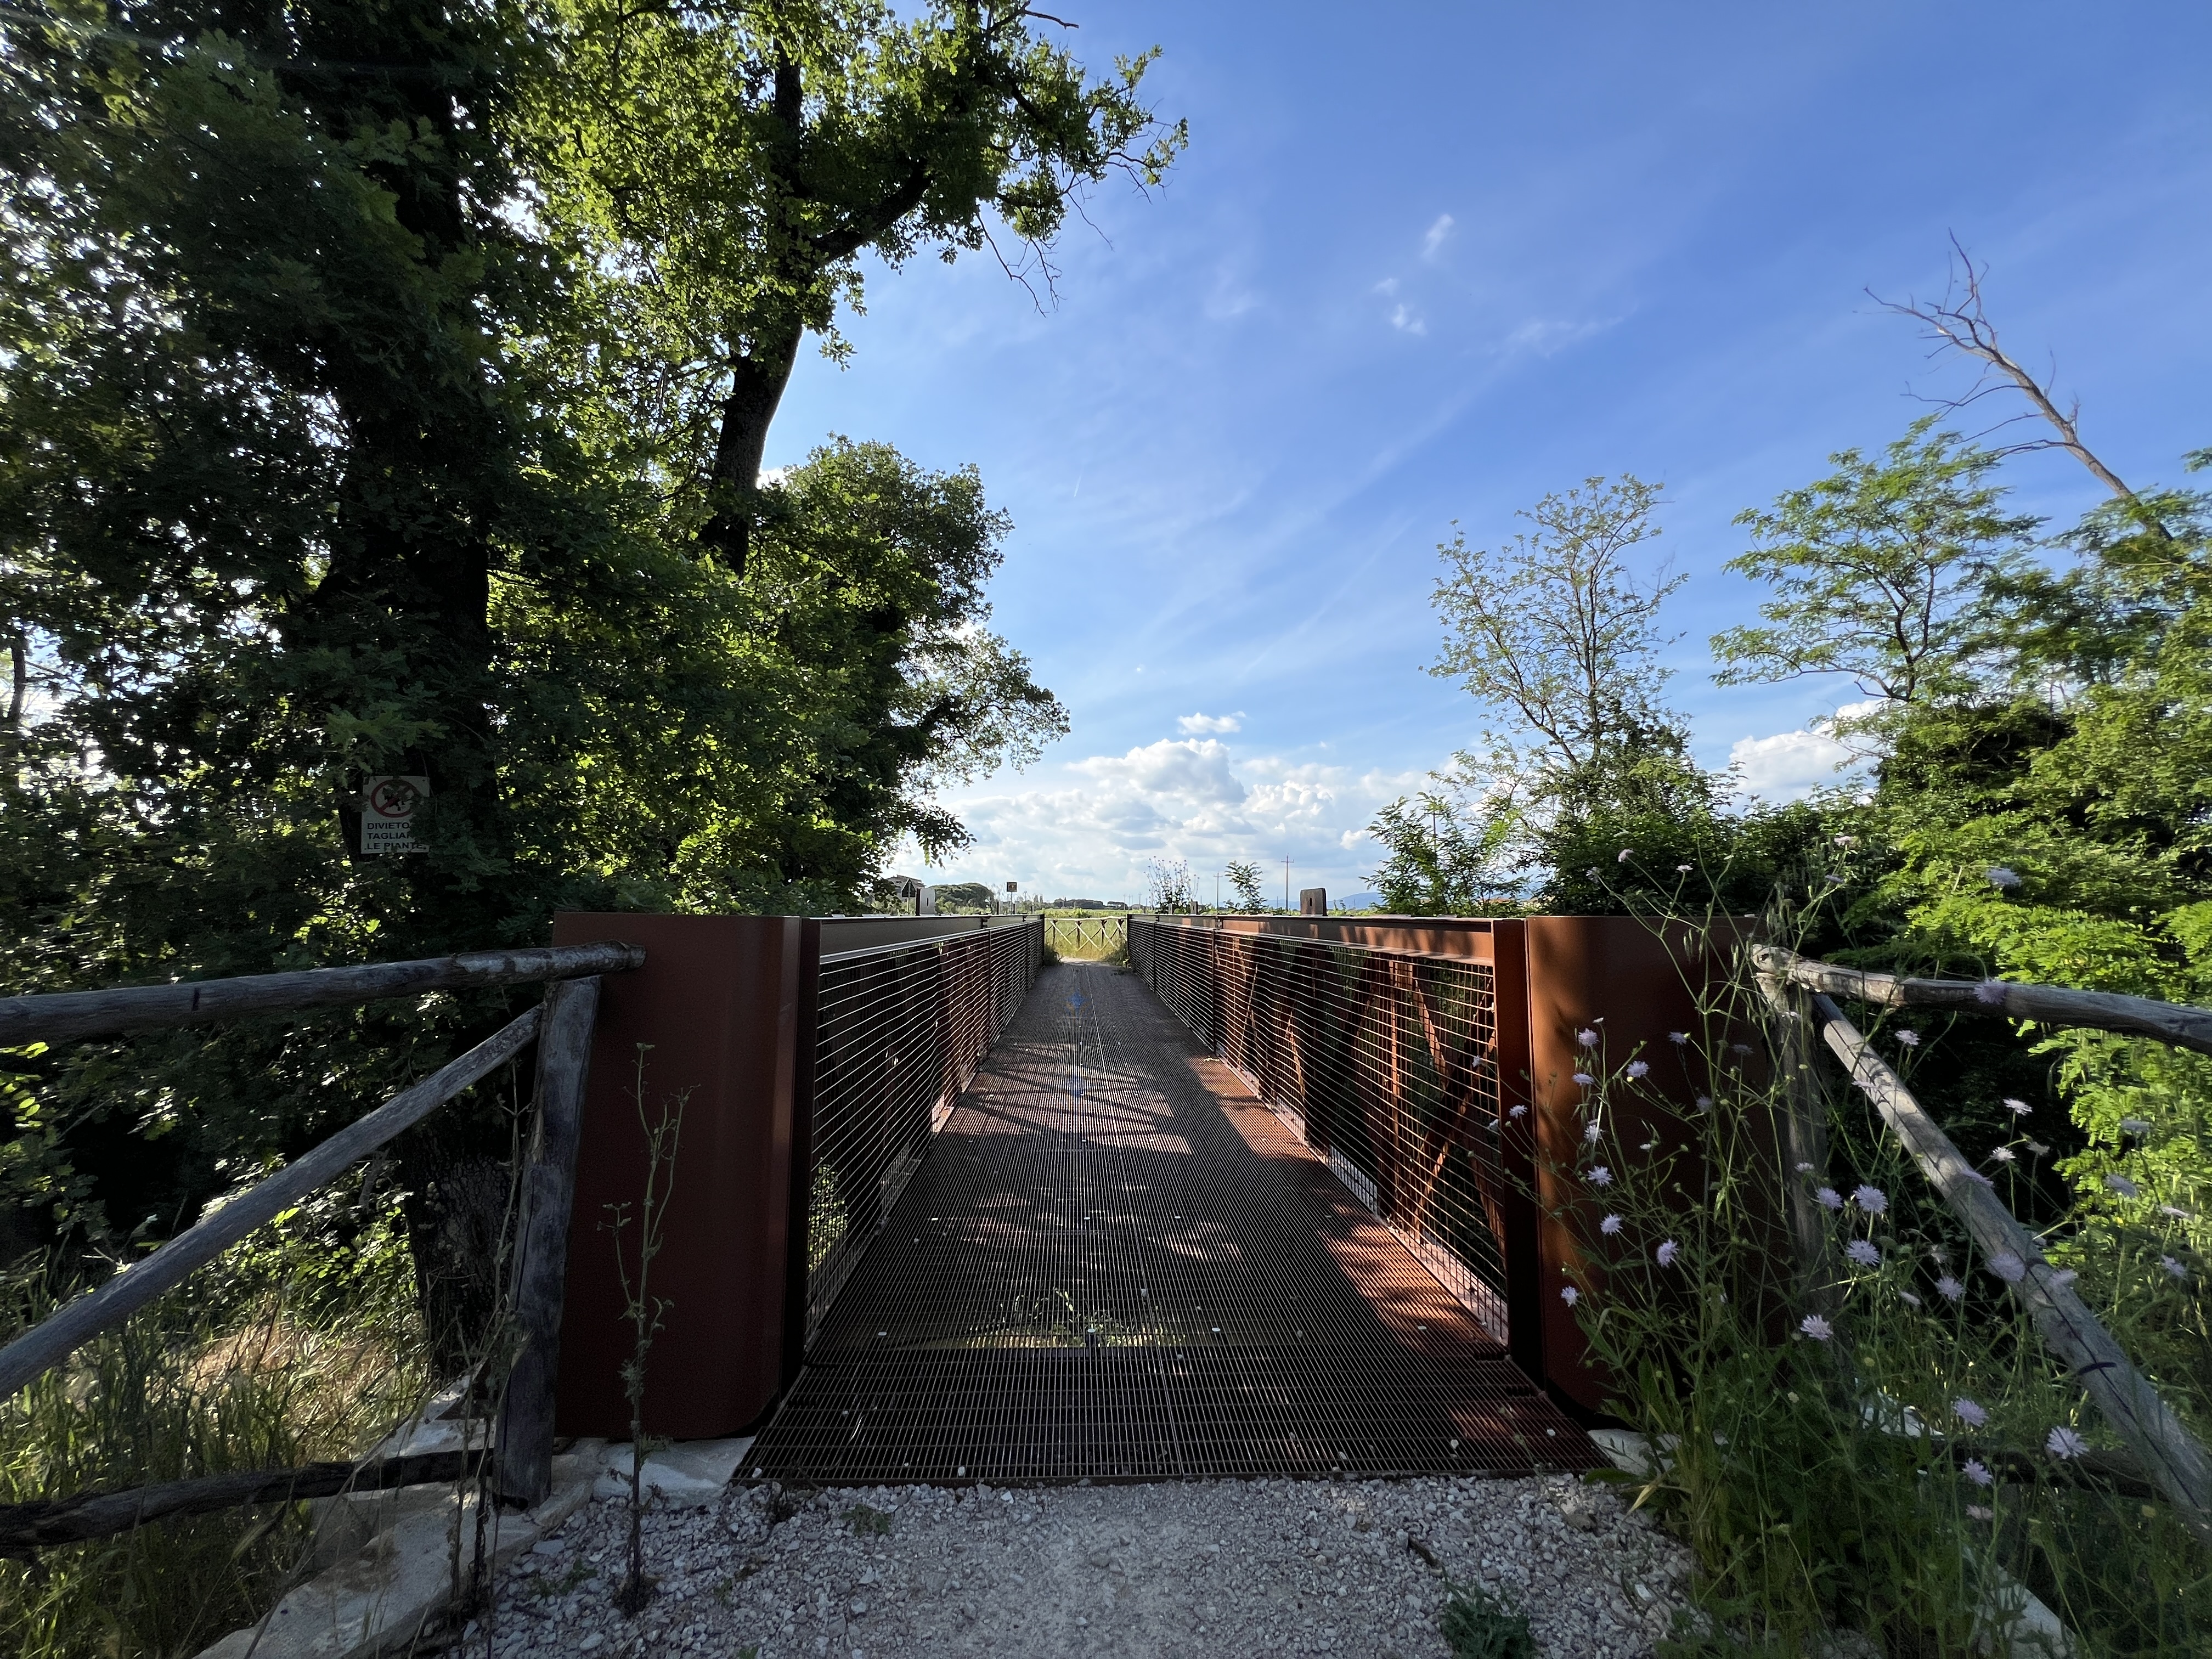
[1753,944,2212,1057]
[1753,947,2212,1544]
[0,939,642,1529]
[0,940,642,1047]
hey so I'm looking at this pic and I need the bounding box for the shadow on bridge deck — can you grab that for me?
[744,961,1600,1484]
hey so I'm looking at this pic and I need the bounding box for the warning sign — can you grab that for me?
[360,775,430,855]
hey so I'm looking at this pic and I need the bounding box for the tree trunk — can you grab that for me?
[699,322,806,577]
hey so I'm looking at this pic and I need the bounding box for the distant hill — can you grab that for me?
[1335,893,1383,911]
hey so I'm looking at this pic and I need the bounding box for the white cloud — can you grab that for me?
[1389,303,1426,335]
[1421,213,1455,260]
[1177,710,1244,735]
[1728,726,1861,800]
[915,740,1425,901]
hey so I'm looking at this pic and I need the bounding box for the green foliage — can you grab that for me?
[0,5,1106,1256]
[1224,859,1267,913]
[843,1502,893,1537]
[1364,782,1522,916]
[1536,751,1831,919]
[932,883,998,912]
[1143,856,1196,912]
[1712,419,2041,714]
[1439,1580,1536,1659]
[1430,474,1685,784]
[1,1192,432,1659]
[1560,884,2209,1654]
[524,0,1186,565]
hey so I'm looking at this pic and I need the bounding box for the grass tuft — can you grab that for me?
[1440,1579,1536,1659]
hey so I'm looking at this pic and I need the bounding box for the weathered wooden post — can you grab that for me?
[495,975,602,1505]
[1753,961,1832,1303]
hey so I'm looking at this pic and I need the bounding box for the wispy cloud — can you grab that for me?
[1390,303,1426,335]
[1178,710,1244,734]
[1501,314,1620,357]
[1422,212,1455,260]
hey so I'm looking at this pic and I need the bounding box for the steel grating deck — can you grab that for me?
[745,961,1601,1484]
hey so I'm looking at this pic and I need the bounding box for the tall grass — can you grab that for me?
[0,1187,437,1659]
[1555,872,2209,1655]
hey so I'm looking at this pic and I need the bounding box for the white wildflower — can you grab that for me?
[1600,1214,1623,1235]
[2046,1426,2088,1460]
[1853,1184,1888,1215]
[2104,1173,2141,1199]
[1815,1186,1843,1211]
[1986,1252,2027,1283]
[1846,1239,1880,1267]
[1656,1239,1680,1267]
[1799,1314,1833,1341]
[1953,1397,1988,1427]
[1936,1274,1965,1301]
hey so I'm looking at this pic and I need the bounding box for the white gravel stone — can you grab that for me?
[473,1475,1691,1658]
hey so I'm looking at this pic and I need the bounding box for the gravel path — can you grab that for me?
[480,1474,1691,1658]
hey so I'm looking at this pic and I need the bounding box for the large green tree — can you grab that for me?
[529,0,1185,573]
[0,1,1132,1255]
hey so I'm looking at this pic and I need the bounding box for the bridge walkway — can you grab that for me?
[744,961,1598,1483]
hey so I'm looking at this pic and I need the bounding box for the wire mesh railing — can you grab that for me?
[1131,917,1511,1335]
[802,918,1043,1342]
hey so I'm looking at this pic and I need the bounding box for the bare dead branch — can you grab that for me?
[1870,234,2153,516]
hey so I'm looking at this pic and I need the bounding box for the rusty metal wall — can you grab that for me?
[550,912,805,1440]
[1131,916,1517,1341]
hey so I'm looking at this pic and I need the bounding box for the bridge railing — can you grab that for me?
[800,918,1044,1342]
[1131,913,1521,1341]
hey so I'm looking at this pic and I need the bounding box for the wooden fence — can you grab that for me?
[0,941,641,1549]
[1756,945,2212,1544]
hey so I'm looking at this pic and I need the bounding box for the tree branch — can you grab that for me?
[1871,234,2150,512]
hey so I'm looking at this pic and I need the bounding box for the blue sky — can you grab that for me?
[770,1,2212,905]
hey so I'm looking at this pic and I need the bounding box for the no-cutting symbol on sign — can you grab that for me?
[360,775,430,855]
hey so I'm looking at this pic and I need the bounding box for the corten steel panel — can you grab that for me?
[550,912,803,1439]
[1142,913,1501,962]
[1523,916,1760,1416]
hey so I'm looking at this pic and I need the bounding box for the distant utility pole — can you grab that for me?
[1214,872,1221,910]
[1282,856,1292,911]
